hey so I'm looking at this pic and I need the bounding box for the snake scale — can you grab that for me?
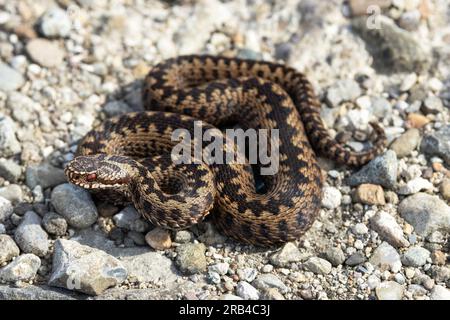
[65,55,386,246]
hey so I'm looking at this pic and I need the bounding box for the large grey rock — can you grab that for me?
[0,196,13,223]
[51,183,98,229]
[48,239,127,295]
[351,16,431,73]
[420,125,450,166]
[369,242,402,273]
[0,235,20,264]
[0,63,24,91]
[14,211,49,257]
[398,193,450,236]
[175,243,207,275]
[0,254,41,283]
[346,151,398,189]
[26,163,66,189]
[0,116,21,157]
[0,284,80,300]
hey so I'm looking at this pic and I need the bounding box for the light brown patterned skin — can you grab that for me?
[65,55,386,246]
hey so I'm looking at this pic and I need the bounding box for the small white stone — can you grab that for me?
[321,186,342,209]
[398,177,433,195]
[352,223,368,235]
[400,73,417,91]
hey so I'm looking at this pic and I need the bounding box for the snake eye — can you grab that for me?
[86,173,97,182]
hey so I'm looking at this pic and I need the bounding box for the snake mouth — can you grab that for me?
[65,167,124,190]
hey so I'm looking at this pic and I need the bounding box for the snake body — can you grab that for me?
[65,55,386,246]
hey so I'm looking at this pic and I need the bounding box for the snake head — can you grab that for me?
[65,154,134,189]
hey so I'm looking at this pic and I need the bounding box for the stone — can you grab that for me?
[349,0,392,16]
[25,163,66,189]
[0,235,20,264]
[401,247,430,267]
[198,222,227,245]
[38,7,72,38]
[323,246,346,266]
[367,275,381,289]
[375,281,404,300]
[351,16,430,73]
[42,212,67,236]
[0,158,22,183]
[0,116,21,157]
[0,196,13,223]
[407,113,430,128]
[113,206,148,233]
[48,239,127,295]
[174,230,193,243]
[262,288,285,300]
[389,129,420,158]
[127,231,146,246]
[430,285,450,300]
[353,184,385,205]
[370,211,409,248]
[398,177,433,195]
[420,125,450,166]
[0,62,24,91]
[431,250,446,266]
[326,79,361,107]
[352,223,369,235]
[209,263,230,276]
[0,254,41,283]
[103,100,134,117]
[369,242,402,273]
[398,10,421,31]
[321,186,342,209]
[0,224,5,234]
[400,73,418,91]
[252,274,288,294]
[0,285,78,300]
[422,96,444,114]
[97,202,119,217]
[270,242,305,267]
[303,257,332,275]
[0,185,23,203]
[14,211,49,257]
[51,184,98,229]
[145,228,172,250]
[26,39,65,68]
[440,179,450,201]
[345,252,367,266]
[220,294,243,300]
[347,151,398,189]
[398,193,450,236]
[236,281,260,300]
[175,243,207,275]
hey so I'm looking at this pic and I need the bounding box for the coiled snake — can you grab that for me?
[65,55,386,246]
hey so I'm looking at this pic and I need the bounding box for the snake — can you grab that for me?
[65,55,386,246]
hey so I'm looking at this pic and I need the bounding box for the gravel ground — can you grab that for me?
[0,0,449,300]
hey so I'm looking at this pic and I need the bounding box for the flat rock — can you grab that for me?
[0,254,41,283]
[51,183,98,229]
[48,239,127,295]
[398,193,450,236]
[14,211,49,257]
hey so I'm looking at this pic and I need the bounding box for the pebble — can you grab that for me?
[401,247,430,267]
[0,254,41,283]
[48,239,127,295]
[0,196,13,223]
[321,186,342,209]
[261,264,273,273]
[174,230,193,243]
[175,243,207,275]
[262,288,285,300]
[51,183,98,229]
[440,179,450,201]
[236,281,260,300]
[398,177,433,195]
[370,211,409,248]
[352,223,369,235]
[325,79,361,107]
[145,228,172,250]
[430,285,450,300]
[0,62,24,91]
[209,263,230,276]
[375,281,404,300]
[347,151,398,189]
[323,246,346,266]
[25,163,66,189]
[38,7,72,38]
[430,250,446,266]
[420,125,450,166]
[400,73,418,91]
[351,16,430,73]
[369,242,402,273]
[14,211,49,257]
[367,275,381,290]
[0,234,20,264]
[0,185,22,204]
[252,274,288,294]
[303,257,332,275]
[0,158,22,183]
[398,10,421,31]
[353,184,385,205]
[127,230,146,246]
[345,252,367,266]
[42,212,67,236]
[26,39,65,68]
[0,116,21,157]
[407,113,430,128]
[0,224,5,234]
[270,242,305,267]
[398,193,450,236]
[422,96,444,114]
[389,128,420,158]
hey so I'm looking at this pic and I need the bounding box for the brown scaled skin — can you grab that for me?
[66,55,386,246]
